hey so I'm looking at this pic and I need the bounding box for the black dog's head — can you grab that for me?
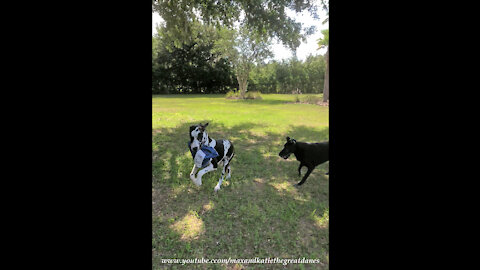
[189,122,209,152]
[279,136,297,159]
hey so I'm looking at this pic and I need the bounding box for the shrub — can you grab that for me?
[225,90,262,100]
[244,91,263,100]
[294,95,300,103]
[300,95,323,105]
[225,90,240,99]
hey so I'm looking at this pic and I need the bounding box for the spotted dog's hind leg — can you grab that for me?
[190,164,200,185]
[214,159,229,192]
[226,165,231,179]
[225,151,234,180]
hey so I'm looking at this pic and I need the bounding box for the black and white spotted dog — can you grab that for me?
[189,123,235,192]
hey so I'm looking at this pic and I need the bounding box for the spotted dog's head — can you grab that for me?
[189,122,209,152]
[279,136,297,159]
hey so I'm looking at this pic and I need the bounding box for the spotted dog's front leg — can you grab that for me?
[190,164,200,185]
[195,163,216,186]
[214,160,229,192]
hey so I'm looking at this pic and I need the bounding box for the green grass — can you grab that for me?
[152,94,329,269]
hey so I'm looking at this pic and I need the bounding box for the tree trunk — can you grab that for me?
[236,70,249,99]
[323,47,329,102]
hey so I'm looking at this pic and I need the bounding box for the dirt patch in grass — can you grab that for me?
[286,101,329,106]
[253,178,266,191]
[285,95,329,106]
[297,219,317,247]
[152,188,170,216]
[309,101,329,106]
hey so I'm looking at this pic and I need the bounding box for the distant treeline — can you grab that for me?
[249,55,326,94]
[152,37,326,94]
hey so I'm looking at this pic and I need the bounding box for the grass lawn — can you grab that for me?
[152,94,329,269]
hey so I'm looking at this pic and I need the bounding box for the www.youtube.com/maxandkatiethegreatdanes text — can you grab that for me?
[161,257,323,266]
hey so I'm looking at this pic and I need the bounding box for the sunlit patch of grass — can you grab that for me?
[152,94,328,131]
[267,181,310,203]
[270,181,293,193]
[170,184,188,198]
[170,210,205,241]
[253,177,265,184]
[202,201,214,212]
[311,209,329,229]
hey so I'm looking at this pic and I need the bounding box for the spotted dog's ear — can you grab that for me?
[189,125,196,134]
[204,122,209,128]
[189,126,196,142]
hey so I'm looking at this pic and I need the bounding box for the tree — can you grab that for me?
[153,0,329,96]
[213,25,272,98]
[320,0,329,24]
[317,29,329,102]
[249,61,278,93]
[247,55,325,94]
[304,54,325,93]
[152,23,236,94]
[152,0,318,51]
[317,0,329,102]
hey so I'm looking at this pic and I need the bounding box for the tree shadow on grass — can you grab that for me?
[227,98,294,106]
[152,94,297,107]
[152,122,329,269]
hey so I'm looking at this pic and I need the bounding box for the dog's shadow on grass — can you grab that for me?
[152,122,329,266]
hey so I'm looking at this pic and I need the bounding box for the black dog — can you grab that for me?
[279,137,329,187]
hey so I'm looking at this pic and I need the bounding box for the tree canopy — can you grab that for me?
[317,29,329,49]
[152,0,319,50]
[152,0,329,97]
[152,23,236,94]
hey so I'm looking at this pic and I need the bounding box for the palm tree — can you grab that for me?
[317,29,329,102]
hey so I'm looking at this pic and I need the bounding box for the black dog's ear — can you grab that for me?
[286,136,290,141]
[291,139,296,143]
[199,122,208,131]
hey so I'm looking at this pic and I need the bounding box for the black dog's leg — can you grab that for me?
[298,163,304,176]
[294,166,314,187]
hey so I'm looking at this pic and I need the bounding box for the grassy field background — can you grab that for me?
[152,94,329,269]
